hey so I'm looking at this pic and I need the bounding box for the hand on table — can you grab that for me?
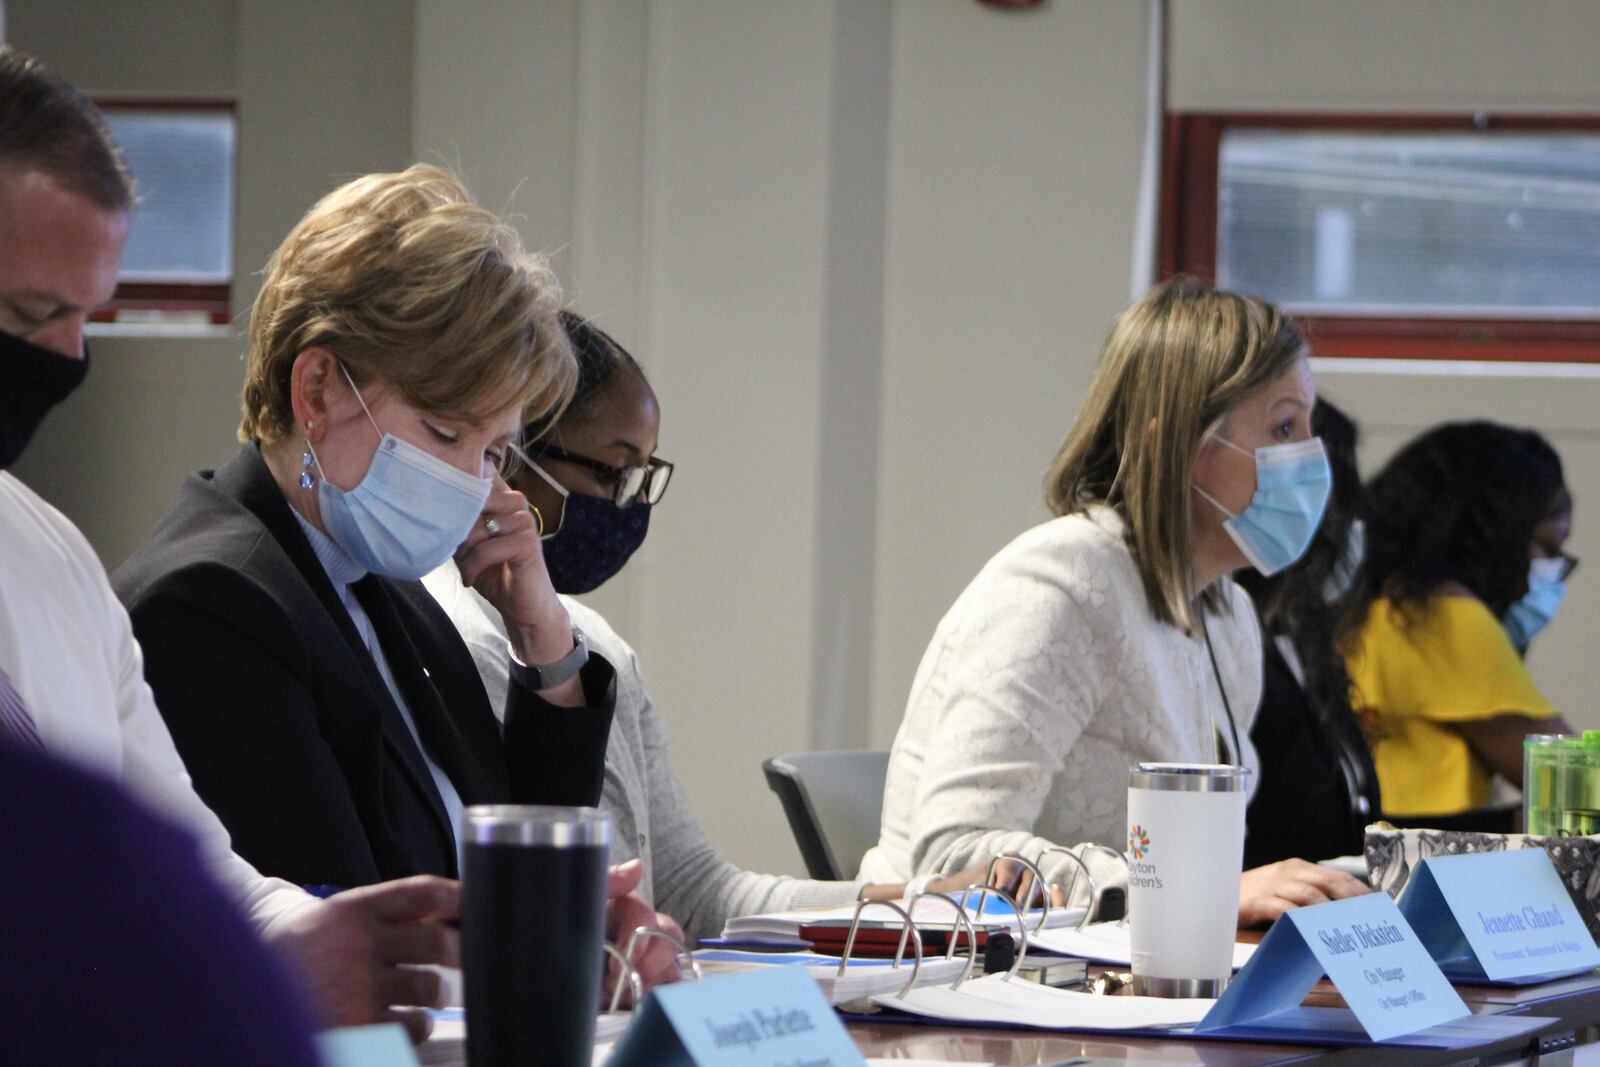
[266,875,460,1045]
[1238,858,1369,927]
[983,856,1069,909]
[604,859,684,1007]
[858,857,1067,908]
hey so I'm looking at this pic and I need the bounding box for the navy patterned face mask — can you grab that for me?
[540,492,651,594]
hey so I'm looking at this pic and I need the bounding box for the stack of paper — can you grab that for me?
[868,972,1553,1051]
[1031,921,1257,970]
[873,972,1215,1030]
[719,895,1086,943]
[694,948,971,1003]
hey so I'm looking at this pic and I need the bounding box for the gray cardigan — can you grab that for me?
[423,563,864,942]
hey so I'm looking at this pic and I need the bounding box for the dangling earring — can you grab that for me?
[299,421,318,490]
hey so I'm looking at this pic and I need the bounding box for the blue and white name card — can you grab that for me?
[1399,848,1600,984]
[1198,892,1468,1042]
[315,1023,420,1067]
[607,966,868,1067]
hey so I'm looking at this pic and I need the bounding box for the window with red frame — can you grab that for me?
[1160,113,1600,363]
[94,99,236,326]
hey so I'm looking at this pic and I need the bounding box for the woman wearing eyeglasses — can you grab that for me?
[507,313,675,597]
[423,311,991,941]
[110,171,686,998]
[1343,421,1576,828]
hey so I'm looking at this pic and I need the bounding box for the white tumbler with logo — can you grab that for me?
[1126,762,1251,998]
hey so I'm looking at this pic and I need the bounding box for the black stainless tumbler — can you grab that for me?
[462,805,611,1067]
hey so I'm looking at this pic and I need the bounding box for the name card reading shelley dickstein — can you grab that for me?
[1399,848,1600,984]
[1198,892,1468,1042]
[607,965,868,1067]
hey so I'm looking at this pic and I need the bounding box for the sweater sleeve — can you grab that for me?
[894,530,1129,907]
[628,649,862,943]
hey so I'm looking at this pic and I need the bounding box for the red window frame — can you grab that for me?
[91,97,236,326]
[1159,112,1600,364]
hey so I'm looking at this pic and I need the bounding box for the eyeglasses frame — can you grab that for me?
[515,442,673,507]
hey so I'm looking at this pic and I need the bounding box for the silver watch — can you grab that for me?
[516,626,589,690]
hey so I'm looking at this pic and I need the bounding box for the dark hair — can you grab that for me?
[0,46,134,211]
[1351,420,1565,625]
[1236,396,1365,733]
[522,310,643,443]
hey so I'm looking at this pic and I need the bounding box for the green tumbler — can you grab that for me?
[1525,732,1600,837]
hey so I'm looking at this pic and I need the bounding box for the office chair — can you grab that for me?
[762,750,890,881]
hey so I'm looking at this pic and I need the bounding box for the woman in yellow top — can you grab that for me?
[1344,421,1576,826]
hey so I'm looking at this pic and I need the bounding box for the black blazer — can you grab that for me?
[113,444,615,888]
[1244,631,1381,868]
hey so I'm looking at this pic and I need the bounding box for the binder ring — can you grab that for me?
[979,853,1052,933]
[836,899,924,999]
[905,890,979,990]
[961,884,1029,980]
[1078,843,1134,927]
[1033,846,1098,932]
[602,942,644,1015]
[624,926,702,981]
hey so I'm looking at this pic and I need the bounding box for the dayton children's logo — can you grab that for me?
[1128,825,1150,860]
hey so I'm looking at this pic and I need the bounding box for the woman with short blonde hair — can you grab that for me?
[862,277,1368,925]
[112,167,648,921]
[239,165,572,448]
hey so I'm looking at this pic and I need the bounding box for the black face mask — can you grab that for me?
[542,494,651,595]
[0,329,89,470]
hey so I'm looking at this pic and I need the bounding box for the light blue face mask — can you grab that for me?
[1194,435,1332,577]
[307,368,493,579]
[1504,556,1571,652]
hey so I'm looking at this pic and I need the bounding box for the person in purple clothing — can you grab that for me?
[0,740,322,1066]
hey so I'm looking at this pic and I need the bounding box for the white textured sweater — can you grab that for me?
[423,563,864,942]
[859,506,1262,900]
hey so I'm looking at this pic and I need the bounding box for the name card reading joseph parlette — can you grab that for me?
[607,965,868,1067]
[314,1023,421,1067]
[1399,848,1600,984]
[1198,893,1468,1043]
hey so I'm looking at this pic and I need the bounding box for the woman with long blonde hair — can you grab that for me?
[861,277,1368,924]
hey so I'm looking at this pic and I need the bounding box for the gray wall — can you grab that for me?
[8,0,415,568]
[413,0,1157,875]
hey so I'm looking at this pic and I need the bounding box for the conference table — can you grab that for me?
[420,961,1600,1065]
[845,973,1600,1064]
[841,920,1600,1066]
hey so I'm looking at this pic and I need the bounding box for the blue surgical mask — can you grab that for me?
[1504,556,1570,653]
[526,459,650,595]
[307,367,492,579]
[1194,436,1332,577]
